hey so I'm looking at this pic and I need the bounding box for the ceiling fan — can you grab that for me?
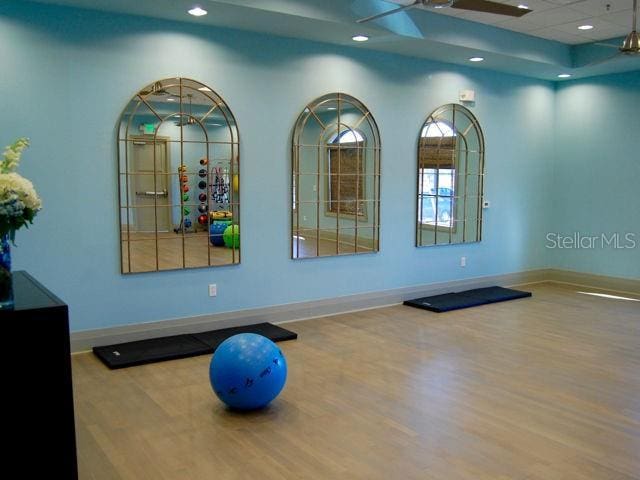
[356,0,532,24]
[594,0,639,59]
[139,81,171,96]
[175,94,197,126]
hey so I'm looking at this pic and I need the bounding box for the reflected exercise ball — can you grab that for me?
[209,221,229,246]
[223,224,239,248]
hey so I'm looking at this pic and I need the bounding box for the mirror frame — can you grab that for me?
[416,103,485,247]
[117,77,240,273]
[291,92,381,259]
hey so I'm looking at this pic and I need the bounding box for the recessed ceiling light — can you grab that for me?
[578,24,594,30]
[188,6,208,17]
[469,57,484,62]
[198,87,212,92]
[167,98,176,101]
[557,73,572,78]
[517,4,529,9]
[326,107,337,111]
[352,35,369,42]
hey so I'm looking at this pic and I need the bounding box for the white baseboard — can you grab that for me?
[545,269,640,296]
[71,268,639,353]
[71,268,550,352]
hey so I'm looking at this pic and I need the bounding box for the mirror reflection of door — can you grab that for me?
[130,138,170,232]
[118,78,241,274]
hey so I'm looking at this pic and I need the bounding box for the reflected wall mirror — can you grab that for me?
[416,103,484,247]
[118,77,240,273]
[291,93,381,259]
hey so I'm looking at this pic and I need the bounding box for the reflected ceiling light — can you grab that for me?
[517,4,529,9]
[326,107,337,110]
[469,57,484,62]
[352,34,369,42]
[578,24,594,30]
[188,6,208,17]
[557,73,572,78]
[167,97,176,101]
[198,87,212,92]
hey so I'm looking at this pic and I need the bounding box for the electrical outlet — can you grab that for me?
[460,256,466,268]
[208,284,217,297]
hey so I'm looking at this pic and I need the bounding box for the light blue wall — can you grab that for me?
[1,1,556,332]
[552,71,640,279]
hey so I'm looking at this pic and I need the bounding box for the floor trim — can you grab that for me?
[70,267,638,352]
[71,269,549,351]
[545,269,640,296]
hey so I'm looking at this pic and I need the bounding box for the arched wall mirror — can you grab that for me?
[291,93,381,259]
[118,77,240,273]
[416,104,484,247]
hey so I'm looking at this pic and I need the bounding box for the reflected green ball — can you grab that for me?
[223,225,239,249]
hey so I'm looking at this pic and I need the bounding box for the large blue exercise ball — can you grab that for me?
[209,333,287,410]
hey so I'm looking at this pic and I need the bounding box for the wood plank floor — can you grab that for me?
[72,282,640,479]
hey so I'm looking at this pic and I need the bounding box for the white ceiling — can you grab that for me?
[23,0,640,79]
[390,0,634,44]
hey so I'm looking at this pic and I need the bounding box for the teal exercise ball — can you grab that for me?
[209,333,288,410]
[223,224,239,248]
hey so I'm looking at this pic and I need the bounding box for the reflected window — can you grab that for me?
[327,129,366,217]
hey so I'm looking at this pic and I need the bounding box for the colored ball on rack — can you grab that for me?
[198,180,207,190]
[209,333,287,410]
[199,193,207,202]
[198,214,208,225]
[178,165,187,173]
[182,193,189,202]
[198,168,207,178]
[223,224,240,249]
[184,217,192,229]
[181,184,189,193]
[200,158,208,166]
[198,203,208,214]
[180,175,188,183]
[183,207,190,216]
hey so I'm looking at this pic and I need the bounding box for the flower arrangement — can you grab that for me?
[0,138,42,242]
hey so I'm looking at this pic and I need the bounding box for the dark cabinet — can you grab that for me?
[2,271,77,479]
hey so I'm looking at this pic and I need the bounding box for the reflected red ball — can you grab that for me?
[198,214,208,225]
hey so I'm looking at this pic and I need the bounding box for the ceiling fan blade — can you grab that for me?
[451,0,531,17]
[356,1,421,23]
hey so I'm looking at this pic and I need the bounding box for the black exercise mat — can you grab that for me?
[93,322,297,369]
[403,292,487,313]
[192,322,297,350]
[461,286,532,304]
[404,286,531,313]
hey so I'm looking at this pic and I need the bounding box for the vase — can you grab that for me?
[0,234,14,310]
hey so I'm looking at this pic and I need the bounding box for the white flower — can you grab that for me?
[0,172,42,212]
[1,138,29,173]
